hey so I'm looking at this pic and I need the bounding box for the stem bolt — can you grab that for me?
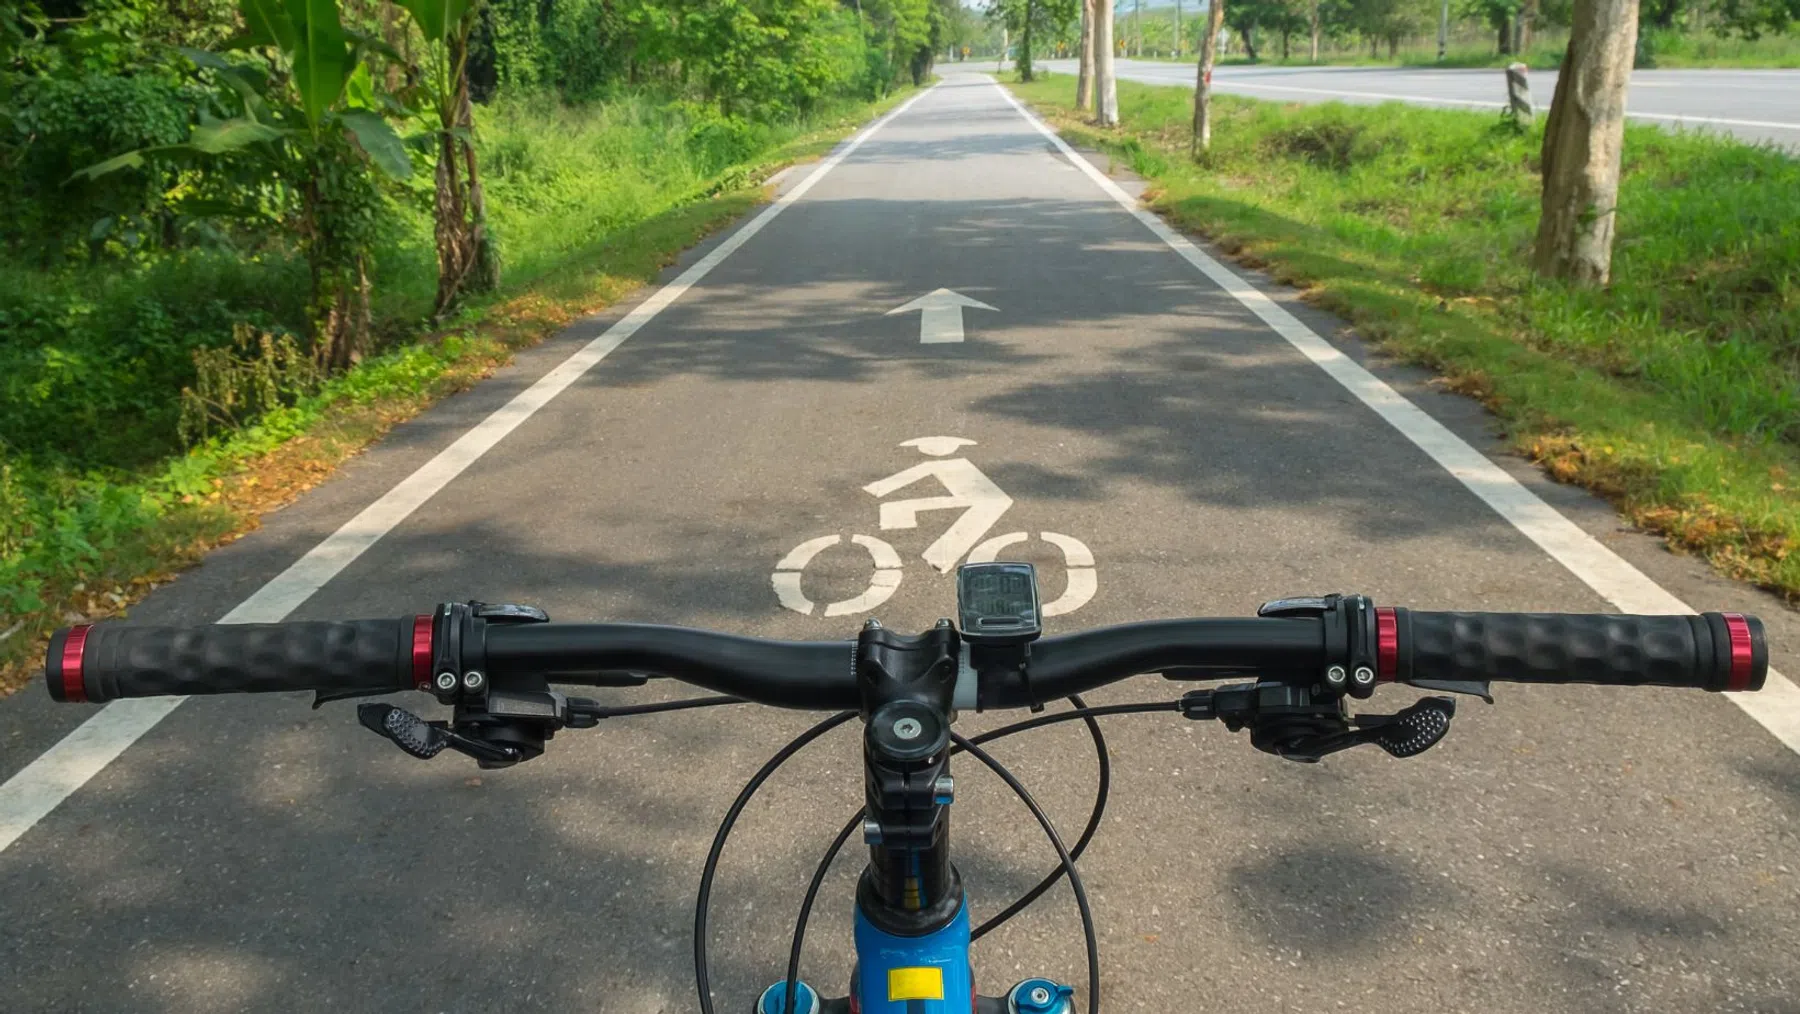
[893,717,923,740]
[933,774,955,805]
[1325,665,1347,685]
[462,671,484,691]
[861,818,883,845]
[1352,666,1376,686]
[434,671,458,692]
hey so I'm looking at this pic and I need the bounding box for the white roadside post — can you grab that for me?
[1506,62,1534,125]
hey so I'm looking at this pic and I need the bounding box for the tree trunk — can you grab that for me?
[1095,0,1119,125]
[1282,29,1290,60]
[1498,16,1514,55]
[378,0,409,93]
[458,86,499,295]
[1175,0,1183,55]
[432,124,470,317]
[1310,1,1320,62]
[1520,0,1538,51]
[1241,25,1257,62]
[1388,35,1398,58]
[1532,0,1638,286]
[1192,0,1225,154]
[432,31,485,317]
[1077,0,1095,110]
[1020,3,1035,82]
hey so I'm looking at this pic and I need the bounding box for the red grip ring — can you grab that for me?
[60,624,92,703]
[1375,607,1398,682]
[412,614,435,690]
[1723,614,1754,692]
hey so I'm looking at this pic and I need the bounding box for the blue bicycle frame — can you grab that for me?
[850,899,974,1014]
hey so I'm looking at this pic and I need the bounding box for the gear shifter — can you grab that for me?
[1355,696,1456,757]
[357,703,520,765]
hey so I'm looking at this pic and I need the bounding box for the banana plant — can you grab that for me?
[75,0,411,372]
[394,0,499,317]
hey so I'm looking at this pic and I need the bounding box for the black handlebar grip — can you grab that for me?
[1382,609,1766,692]
[45,617,426,703]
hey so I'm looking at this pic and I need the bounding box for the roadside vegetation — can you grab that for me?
[0,0,979,692]
[1012,72,1800,599]
[1056,0,1800,68]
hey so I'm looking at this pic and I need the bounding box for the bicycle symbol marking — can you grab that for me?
[773,438,1098,618]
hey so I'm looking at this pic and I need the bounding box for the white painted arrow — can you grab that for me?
[886,288,997,344]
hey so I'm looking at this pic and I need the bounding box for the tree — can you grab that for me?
[1192,0,1224,153]
[989,0,1077,82]
[1351,0,1432,56]
[398,0,500,320]
[1093,0,1117,124]
[1464,0,1524,53]
[79,0,413,370]
[1532,0,1637,285]
[1711,0,1800,36]
[1641,0,1686,29]
[1225,0,1261,58]
[1224,0,1305,61]
[1076,0,1094,109]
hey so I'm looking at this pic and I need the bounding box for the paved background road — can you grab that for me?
[1035,58,1800,150]
[3,74,1798,1014]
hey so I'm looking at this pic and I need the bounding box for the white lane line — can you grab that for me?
[1211,80,1508,108]
[0,83,941,858]
[993,79,1800,755]
[1625,109,1800,131]
[1148,78,1800,132]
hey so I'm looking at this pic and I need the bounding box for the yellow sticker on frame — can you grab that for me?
[887,966,945,1001]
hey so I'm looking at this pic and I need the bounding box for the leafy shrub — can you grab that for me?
[685,113,764,176]
[2,71,199,261]
[0,253,310,469]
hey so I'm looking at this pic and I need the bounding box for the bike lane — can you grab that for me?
[2,74,1797,1014]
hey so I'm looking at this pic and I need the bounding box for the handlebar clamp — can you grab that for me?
[1256,594,1381,699]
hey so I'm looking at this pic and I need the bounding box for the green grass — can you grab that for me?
[1009,72,1800,599]
[1143,27,1800,69]
[0,86,917,689]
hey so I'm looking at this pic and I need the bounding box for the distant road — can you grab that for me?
[1035,58,1800,149]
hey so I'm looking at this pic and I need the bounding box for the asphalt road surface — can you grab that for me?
[4,74,1799,1014]
[1036,58,1800,150]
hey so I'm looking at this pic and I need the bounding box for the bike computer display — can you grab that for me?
[956,562,1042,645]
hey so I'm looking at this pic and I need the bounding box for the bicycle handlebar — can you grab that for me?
[45,605,1768,707]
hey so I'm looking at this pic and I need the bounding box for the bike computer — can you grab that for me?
[956,562,1042,645]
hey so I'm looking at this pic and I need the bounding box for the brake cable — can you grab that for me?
[953,730,1102,1014]
[694,710,858,1014]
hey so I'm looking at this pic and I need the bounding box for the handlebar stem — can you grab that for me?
[854,620,966,936]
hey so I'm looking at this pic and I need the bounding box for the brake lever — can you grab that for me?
[1405,679,1494,704]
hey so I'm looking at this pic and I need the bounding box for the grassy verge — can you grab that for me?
[1008,73,1800,601]
[1148,27,1800,69]
[0,86,917,694]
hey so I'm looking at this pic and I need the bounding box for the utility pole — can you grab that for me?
[1135,0,1142,57]
[1438,0,1449,61]
[1176,0,1183,56]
